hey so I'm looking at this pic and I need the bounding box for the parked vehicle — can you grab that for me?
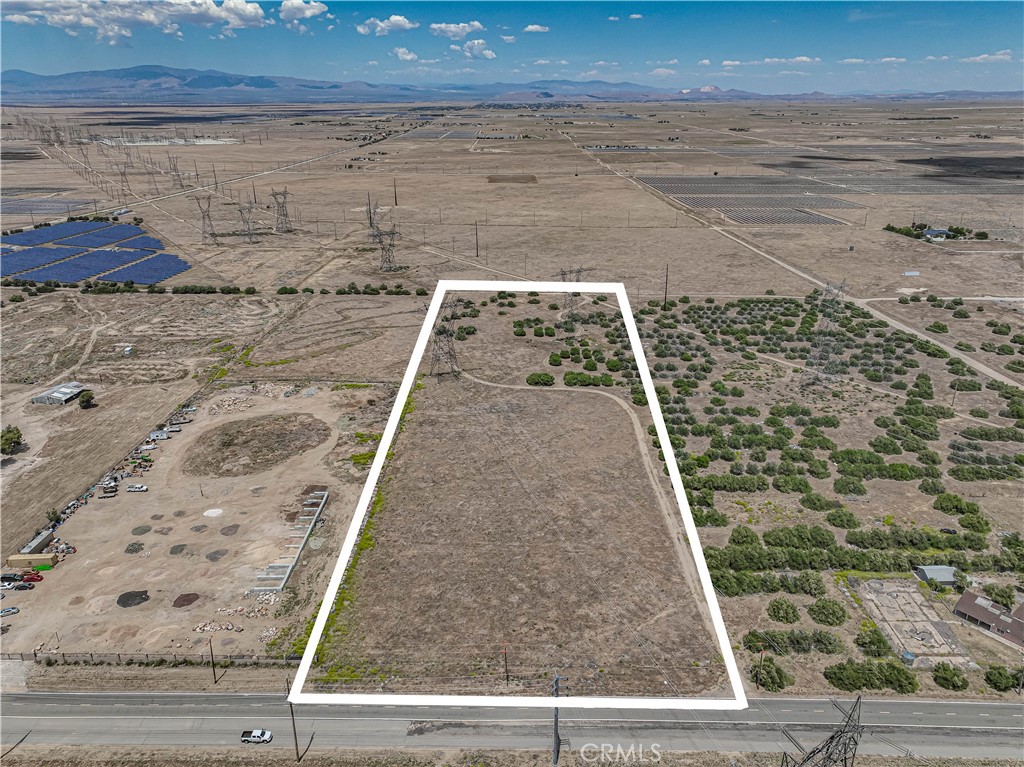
[21,574,43,582]
[0,608,19,617]
[940,528,958,535]
[0,584,15,591]
[166,426,182,432]
[240,729,273,744]
[1,573,23,583]
[12,583,34,591]
[126,485,149,492]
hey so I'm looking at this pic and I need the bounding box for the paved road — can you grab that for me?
[2,693,1021,758]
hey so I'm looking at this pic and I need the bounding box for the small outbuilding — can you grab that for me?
[31,381,87,406]
[913,564,958,588]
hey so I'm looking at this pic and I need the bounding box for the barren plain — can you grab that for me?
[2,100,1022,705]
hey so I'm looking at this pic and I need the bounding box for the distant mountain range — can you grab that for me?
[2,65,1021,105]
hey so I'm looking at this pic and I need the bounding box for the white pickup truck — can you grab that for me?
[240,729,273,743]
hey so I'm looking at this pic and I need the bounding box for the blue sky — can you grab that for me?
[1,2,1022,92]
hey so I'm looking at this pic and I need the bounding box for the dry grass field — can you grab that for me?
[2,100,1022,701]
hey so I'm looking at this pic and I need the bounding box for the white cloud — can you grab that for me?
[878,57,906,63]
[279,0,327,22]
[356,14,418,36]
[0,0,273,44]
[721,60,743,67]
[660,58,679,65]
[366,60,378,66]
[429,20,484,40]
[589,60,619,67]
[778,70,810,76]
[393,46,417,61]
[959,49,1012,63]
[455,39,497,59]
[534,59,568,65]
[648,68,676,77]
[838,58,865,64]
[607,16,619,21]
[697,58,710,66]
[523,24,549,32]
[500,34,515,43]
[763,56,821,64]
[581,69,600,77]
[925,55,951,61]
[629,14,643,19]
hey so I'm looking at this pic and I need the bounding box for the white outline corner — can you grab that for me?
[289,280,747,710]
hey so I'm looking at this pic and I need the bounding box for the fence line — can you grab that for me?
[2,651,300,666]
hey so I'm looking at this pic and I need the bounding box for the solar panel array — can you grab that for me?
[1,187,74,197]
[17,249,155,283]
[720,210,844,226]
[1,220,112,247]
[674,195,863,209]
[55,224,145,248]
[0,246,89,278]
[2,199,93,215]
[637,177,844,195]
[636,174,1023,197]
[101,253,192,284]
[116,235,164,251]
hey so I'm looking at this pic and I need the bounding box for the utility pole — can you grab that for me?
[501,643,510,687]
[209,638,217,685]
[270,187,293,233]
[552,672,569,766]
[663,264,669,309]
[475,220,480,258]
[289,701,301,762]
[393,176,398,207]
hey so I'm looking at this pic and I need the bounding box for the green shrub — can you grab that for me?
[807,598,848,626]
[932,662,969,691]
[526,373,555,387]
[982,583,1016,610]
[767,598,800,624]
[750,656,794,692]
[824,659,919,694]
[825,508,860,529]
[834,476,867,496]
[855,626,892,657]
[918,478,945,496]
[984,665,1024,692]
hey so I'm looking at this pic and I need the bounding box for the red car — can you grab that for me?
[21,574,43,582]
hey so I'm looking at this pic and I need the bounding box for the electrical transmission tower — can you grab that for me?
[371,223,400,272]
[428,296,461,378]
[238,203,257,244]
[167,155,185,189]
[270,187,293,233]
[117,163,132,193]
[780,697,863,767]
[193,195,217,245]
[555,266,594,317]
[147,169,160,197]
[800,279,848,387]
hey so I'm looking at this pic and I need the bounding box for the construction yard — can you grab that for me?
[1,100,1022,702]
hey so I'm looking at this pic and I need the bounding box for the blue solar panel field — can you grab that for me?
[54,224,145,248]
[115,235,164,251]
[101,253,192,284]
[0,246,89,278]
[0,220,112,247]
[17,249,154,282]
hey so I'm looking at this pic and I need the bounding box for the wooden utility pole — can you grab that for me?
[663,264,669,308]
[475,221,480,258]
[209,638,217,685]
[289,701,301,761]
[393,177,398,207]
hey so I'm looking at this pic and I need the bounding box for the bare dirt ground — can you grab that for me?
[311,377,727,699]
[0,383,392,659]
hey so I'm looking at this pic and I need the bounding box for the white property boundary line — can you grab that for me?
[290,280,747,710]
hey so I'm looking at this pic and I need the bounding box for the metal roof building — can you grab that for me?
[31,381,87,405]
[913,565,958,587]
